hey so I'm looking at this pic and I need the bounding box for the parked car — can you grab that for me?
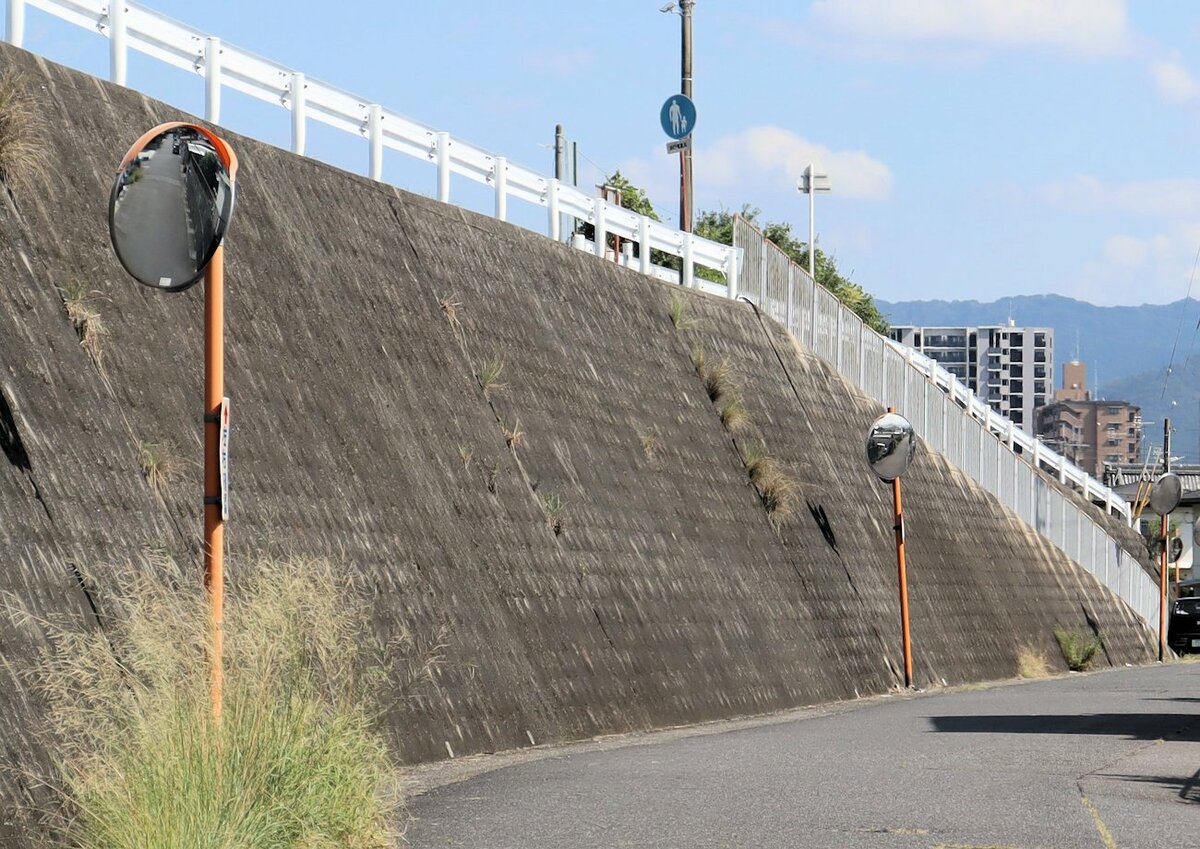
[1168,596,1200,654]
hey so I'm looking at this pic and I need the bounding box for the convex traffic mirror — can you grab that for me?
[1149,472,1183,516]
[109,124,235,292]
[865,412,916,482]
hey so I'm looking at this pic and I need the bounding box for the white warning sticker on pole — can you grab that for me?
[219,397,230,522]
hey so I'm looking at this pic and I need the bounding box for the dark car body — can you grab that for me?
[1168,597,1200,654]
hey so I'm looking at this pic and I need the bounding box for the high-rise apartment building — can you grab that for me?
[1034,361,1142,477]
[888,321,1053,433]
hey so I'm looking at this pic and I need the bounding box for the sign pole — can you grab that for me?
[204,246,225,721]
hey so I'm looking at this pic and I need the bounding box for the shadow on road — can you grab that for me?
[1103,770,1200,803]
[926,713,1200,743]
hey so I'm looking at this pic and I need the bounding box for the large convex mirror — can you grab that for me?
[1149,472,1183,516]
[865,412,916,482]
[108,126,234,292]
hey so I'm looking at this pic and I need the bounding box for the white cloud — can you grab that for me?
[696,126,892,200]
[1072,223,1200,304]
[809,0,1130,57]
[617,126,891,228]
[1032,175,1200,218]
[522,48,594,75]
[1149,56,1200,103]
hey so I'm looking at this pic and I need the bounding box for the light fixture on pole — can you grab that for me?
[108,123,238,721]
[865,407,917,688]
[797,163,831,279]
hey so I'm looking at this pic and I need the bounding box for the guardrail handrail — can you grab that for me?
[9,0,742,294]
[733,215,1154,628]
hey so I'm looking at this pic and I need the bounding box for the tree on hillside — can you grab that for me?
[694,206,888,334]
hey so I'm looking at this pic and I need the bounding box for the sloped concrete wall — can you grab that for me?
[0,44,1156,842]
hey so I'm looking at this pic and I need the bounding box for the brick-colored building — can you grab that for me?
[1035,361,1141,477]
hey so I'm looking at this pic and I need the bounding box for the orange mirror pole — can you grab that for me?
[204,246,225,720]
[893,473,912,688]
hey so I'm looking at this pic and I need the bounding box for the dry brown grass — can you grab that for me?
[59,280,109,369]
[0,69,48,192]
[138,441,185,498]
[752,456,796,518]
[1016,645,1052,679]
[718,398,751,433]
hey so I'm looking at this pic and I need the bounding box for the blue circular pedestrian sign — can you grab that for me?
[660,94,696,141]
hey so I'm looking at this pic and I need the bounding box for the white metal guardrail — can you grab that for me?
[7,0,741,292]
[734,218,1157,628]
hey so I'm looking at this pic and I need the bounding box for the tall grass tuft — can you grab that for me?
[29,556,403,849]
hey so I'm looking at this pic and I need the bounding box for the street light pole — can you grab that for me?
[797,163,831,279]
[679,0,694,232]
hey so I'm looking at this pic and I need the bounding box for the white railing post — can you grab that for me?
[638,216,651,275]
[436,131,450,203]
[1031,440,1040,472]
[760,239,768,303]
[1058,456,1068,484]
[290,72,306,155]
[367,105,383,181]
[109,1,127,86]
[7,0,25,47]
[493,156,507,221]
[204,37,221,124]
[682,232,694,288]
[726,248,739,299]
[786,268,795,331]
[547,179,560,240]
[1005,420,1015,450]
[593,197,606,259]
[836,308,845,373]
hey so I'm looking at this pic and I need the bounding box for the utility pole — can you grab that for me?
[679,0,694,232]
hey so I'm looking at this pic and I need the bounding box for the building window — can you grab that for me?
[1106,406,1122,415]
[1035,333,1046,347]
[1011,332,1024,346]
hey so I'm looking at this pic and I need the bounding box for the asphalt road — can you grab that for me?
[407,664,1199,848]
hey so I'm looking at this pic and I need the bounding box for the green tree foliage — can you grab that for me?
[694,206,888,334]
[591,174,888,335]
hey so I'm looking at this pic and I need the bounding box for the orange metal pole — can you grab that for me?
[894,475,913,687]
[204,247,225,720]
[1159,513,1168,662]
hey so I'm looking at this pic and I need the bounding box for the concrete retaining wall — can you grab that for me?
[0,44,1156,845]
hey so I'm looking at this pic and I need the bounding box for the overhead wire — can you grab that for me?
[1160,242,1200,400]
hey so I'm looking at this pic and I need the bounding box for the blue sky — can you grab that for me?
[20,1,1200,306]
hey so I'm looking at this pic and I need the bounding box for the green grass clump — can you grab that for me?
[1054,627,1103,672]
[31,556,402,849]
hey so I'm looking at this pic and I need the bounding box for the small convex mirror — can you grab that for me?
[865,412,916,482]
[1149,472,1183,515]
[108,125,234,292]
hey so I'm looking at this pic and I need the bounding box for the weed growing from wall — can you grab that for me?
[667,293,697,331]
[138,440,183,498]
[477,357,506,397]
[0,69,49,192]
[538,491,566,536]
[58,280,109,371]
[1054,627,1103,671]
